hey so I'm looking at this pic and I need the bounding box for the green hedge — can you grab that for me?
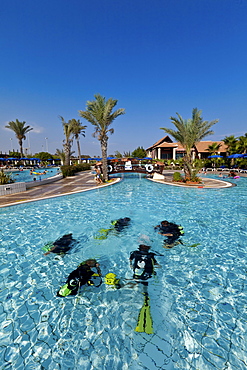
[61,163,91,178]
[173,172,184,182]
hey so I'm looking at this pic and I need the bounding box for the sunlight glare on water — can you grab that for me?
[0,173,247,369]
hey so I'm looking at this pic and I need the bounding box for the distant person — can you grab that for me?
[43,233,77,256]
[94,165,103,184]
[154,220,184,248]
[57,259,102,297]
[129,245,161,281]
[228,171,237,178]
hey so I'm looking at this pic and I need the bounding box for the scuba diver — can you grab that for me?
[154,220,184,248]
[129,244,161,281]
[57,259,102,297]
[130,245,159,334]
[95,217,131,239]
[43,233,77,256]
[112,217,131,232]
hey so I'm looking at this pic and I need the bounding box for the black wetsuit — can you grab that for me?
[66,263,95,295]
[51,234,76,254]
[130,250,157,280]
[155,223,183,245]
[113,218,131,232]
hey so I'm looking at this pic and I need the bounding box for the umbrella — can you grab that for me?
[142,157,153,160]
[227,154,244,158]
[0,158,7,160]
[208,155,223,158]
[20,157,29,160]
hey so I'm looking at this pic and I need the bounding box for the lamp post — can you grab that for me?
[10,138,13,152]
[45,137,48,153]
[27,132,31,155]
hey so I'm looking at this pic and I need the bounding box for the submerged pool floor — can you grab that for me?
[0,174,247,369]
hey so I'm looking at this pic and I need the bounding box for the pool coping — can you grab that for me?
[148,177,235,188]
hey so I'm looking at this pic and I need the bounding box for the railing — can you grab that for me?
[108,163,157,174]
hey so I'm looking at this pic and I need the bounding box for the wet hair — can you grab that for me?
[161,220,169,226]
[139,244,151,251]
[85,259,97,267]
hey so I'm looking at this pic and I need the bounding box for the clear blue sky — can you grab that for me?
[1,0,247,157]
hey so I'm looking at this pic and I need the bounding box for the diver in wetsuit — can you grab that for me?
[95,217,131,240]
[57,259,102,297]
[129,245,160,281]
[154,220,184,248]
[43,233,77,255]
[112,217,131,232]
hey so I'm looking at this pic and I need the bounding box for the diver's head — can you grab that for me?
[63,233,72,238]
[139,244,151,251]
[85,259,98,267]
[161,220,169,226]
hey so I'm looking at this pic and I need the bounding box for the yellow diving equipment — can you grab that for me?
[104,273,121,288]
[135,292,154,334]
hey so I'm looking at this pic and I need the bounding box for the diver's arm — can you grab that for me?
[95,263,102,276]
[44,245,56,256]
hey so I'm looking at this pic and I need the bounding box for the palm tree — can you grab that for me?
[55,149,65,165]
[79,94,125,181]
[160,108,218,180]
[59,116,74,166]
[69,119,87,162]
[206,142,221,155]
[223,135,237,155]
[236,133,247,154]
[5,119,33,157]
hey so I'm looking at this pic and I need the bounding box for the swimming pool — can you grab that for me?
[0,174,246,369]
[6,167,61,183]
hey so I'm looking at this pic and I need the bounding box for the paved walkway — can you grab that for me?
[0,170,238,208]
[0,171,120,208]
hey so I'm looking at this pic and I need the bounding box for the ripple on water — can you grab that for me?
[0,175,247,369]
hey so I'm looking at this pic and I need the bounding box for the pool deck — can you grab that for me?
[0,170,243,208]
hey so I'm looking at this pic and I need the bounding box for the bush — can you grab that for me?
[61,163,91,178]
[0,170,15,185]
[173,172,183,182]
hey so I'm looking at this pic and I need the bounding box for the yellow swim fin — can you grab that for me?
[135,293,153,334]
[94,228,113,240]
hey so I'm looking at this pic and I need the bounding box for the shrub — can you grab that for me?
[173,172,183,182]
[61,163,91,178]
[0,170,15,185]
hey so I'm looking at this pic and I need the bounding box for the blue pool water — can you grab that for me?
[6,167,61,183]
[0,174,247,369]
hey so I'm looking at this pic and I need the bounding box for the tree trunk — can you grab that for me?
[183,154,193,180]
[77,139,81,163]
[63,142,71,166]
[101,138,108,182]
[19,139,23,158]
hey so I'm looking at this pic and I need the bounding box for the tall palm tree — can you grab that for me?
[223,135,237,155]
[69,119,87,162]
[59,116,74,166]
[79,94,125,181]
[160,108,218,180]
[5,119,33,157]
